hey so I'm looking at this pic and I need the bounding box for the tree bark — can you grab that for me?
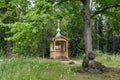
[4,18,12,58]
[81,0,107,73]
[81,0,92,55]
[6,40,11,58]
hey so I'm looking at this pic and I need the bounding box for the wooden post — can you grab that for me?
[54,40,56,51]
[66,41,68,52]
[50,42,52,51]
[63,43,65,51]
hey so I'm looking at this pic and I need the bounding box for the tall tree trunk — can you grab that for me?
[42,28,45,59]
[81,0,107,73]
[6,40,11,58]
[1,1,12,58]
[112,34,115,54]
[96,20,99,50]
[81,0,92,55]
[4,18,12,58]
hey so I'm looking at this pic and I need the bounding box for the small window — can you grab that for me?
[55,43,61,50]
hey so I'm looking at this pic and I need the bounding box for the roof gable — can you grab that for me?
[51,35,69,41]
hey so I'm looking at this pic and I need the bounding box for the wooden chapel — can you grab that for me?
[50,27,69,60]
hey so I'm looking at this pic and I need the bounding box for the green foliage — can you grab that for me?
[92,0,120,37]
[0,0,120,57]
[6,0,85,56]
[93,50,103,56]
[6,0,57,56]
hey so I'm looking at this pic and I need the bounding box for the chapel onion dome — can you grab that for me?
[56,27,61,37]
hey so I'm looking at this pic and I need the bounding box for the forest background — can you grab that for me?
[0,0,120,58]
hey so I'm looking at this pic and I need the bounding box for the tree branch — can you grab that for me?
[91,4,120,18]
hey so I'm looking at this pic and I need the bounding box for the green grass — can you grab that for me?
[0,55,120,80]
[95,54,120,66]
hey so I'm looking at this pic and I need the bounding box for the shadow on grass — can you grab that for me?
[71,66,120,75]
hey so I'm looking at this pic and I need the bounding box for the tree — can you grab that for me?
[81,0,92,55]
[80,0,120,54]
[81,0,120,72]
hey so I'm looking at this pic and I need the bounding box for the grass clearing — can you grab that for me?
[95,54,120,66]
[0,55,120,80]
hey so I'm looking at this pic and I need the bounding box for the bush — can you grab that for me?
[93,50,103,56]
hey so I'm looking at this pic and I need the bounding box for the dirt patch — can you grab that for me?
[60,60,82,64]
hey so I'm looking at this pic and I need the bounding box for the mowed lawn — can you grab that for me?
[0,54,120,80]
